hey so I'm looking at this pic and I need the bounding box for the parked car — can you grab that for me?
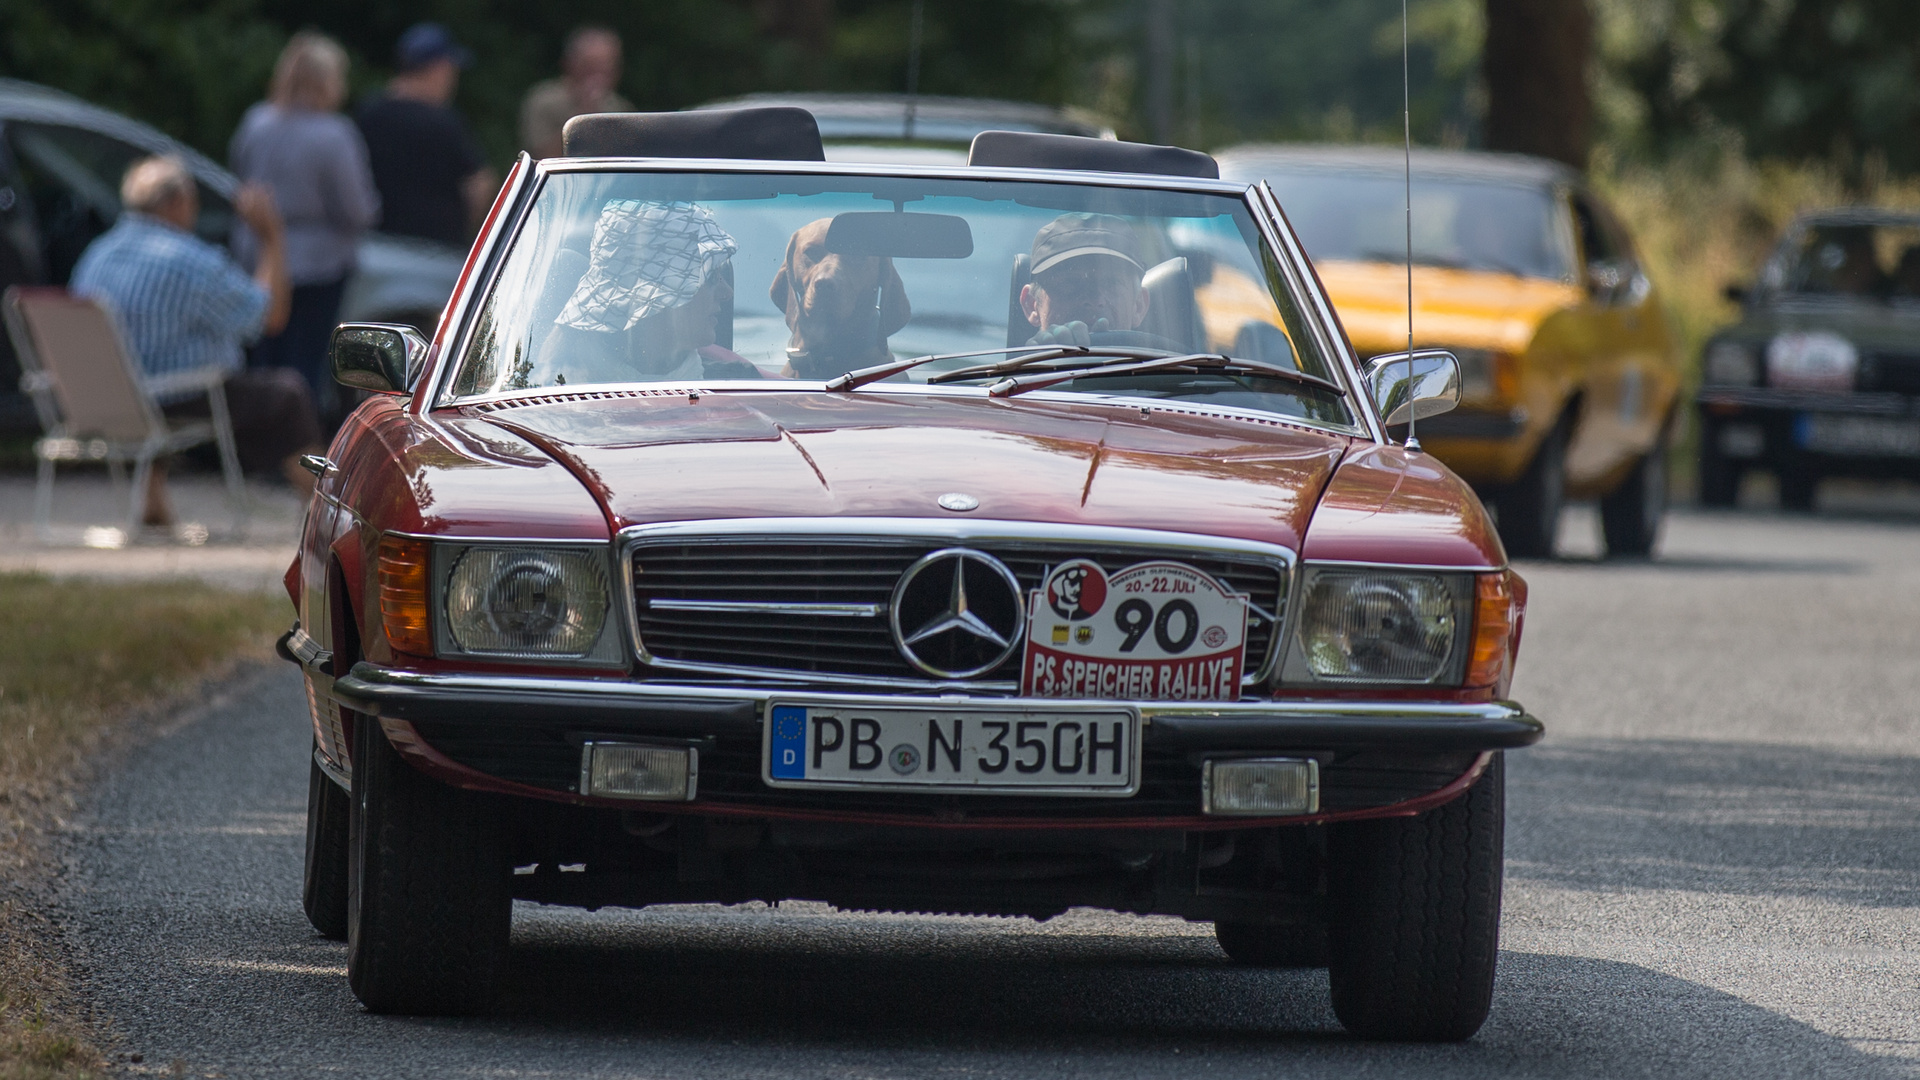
[281,110,1541,1038]
[692,92,1114,166]
[1697,209,1920,510]
[0,78,464,433]
[1217,145,1684,557]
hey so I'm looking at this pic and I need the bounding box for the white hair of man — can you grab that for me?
[270,30,349,111]
[120,155,195,215]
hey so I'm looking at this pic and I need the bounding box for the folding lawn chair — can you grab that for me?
[3,286,247,541]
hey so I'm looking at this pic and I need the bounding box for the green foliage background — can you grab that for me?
[1,0,1915,177]
[0,0,1094,167]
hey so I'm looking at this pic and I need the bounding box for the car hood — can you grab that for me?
[469,390,1350,552]
[1314,260,1585,354]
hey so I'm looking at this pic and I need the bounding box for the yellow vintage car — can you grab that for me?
[1217,146,1683,557]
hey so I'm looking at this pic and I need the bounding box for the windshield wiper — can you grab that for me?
[825,344,1182,391]
[982,353,1349,399]
[925,346,1182,384]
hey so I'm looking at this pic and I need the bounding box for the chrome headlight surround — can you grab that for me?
[1279,566,1474,687]
[430,541,624,666]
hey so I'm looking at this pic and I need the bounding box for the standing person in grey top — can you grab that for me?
[230,30,380,421]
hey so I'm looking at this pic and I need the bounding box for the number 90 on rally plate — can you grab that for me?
[1022,559,1249,701]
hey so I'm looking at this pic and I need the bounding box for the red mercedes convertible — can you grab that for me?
[279,108,1540,1039]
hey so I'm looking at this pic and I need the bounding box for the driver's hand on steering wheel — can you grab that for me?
[1030,317,1112,348]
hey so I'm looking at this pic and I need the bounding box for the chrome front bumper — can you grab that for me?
[325,662,1544,754]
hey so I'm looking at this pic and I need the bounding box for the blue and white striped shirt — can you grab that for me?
[69,214,268,403]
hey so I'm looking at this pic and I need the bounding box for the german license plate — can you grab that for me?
[1797,414,1920,456]
[764,703,1138,795]
[1020,559,1249,700]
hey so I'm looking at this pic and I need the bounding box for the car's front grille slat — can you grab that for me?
[631,537,1288,687]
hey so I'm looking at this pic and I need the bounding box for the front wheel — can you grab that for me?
[1495,425,1565,559]
[1326,754,1505,1042]
[347,715,511,1015]
[303,747,350,940]
[1600,439,1667,557]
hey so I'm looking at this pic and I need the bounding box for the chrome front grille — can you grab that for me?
[626,526,1291,688]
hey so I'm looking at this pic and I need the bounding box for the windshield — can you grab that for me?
[1771,222,1920,300]
[1260,169,1574,281]
[449,169,1354,427]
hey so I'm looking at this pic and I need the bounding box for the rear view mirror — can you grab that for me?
[331,323,429,395]
[1365,349,1460,427]
[826,212,974,259]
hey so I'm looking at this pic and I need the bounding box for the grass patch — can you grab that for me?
[0,574,290,1078]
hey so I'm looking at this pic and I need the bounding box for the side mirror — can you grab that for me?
[1365,349,1460,427]
[330,323,429,395]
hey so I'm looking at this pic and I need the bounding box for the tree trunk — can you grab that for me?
[1482,0,1593,169]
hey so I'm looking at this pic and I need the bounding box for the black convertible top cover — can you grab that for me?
[967,131,1218,180]
[562,107,825,161]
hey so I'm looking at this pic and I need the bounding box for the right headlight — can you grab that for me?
[440,545,617,662]
[1282,568,1473,685]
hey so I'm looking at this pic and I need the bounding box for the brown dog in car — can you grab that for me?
[768,217,912,379]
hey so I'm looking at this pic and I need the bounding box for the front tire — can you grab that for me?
[347,715,511,1015]
[1600,438,1667,557]
[1495,425,1565,559]
[303,747,350,941]
[1326,754,1504,1042]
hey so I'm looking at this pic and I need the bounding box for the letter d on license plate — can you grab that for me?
[765,702,1139,796]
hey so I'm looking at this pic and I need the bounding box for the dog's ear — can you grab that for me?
[768,233,797,316]
[877,257,911,336]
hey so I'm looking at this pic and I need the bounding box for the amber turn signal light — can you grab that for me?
[1465,570,1522,689]
[378,535,433,656]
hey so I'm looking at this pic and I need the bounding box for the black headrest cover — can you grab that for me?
[562,107,826,161]
[967,131,1218,180]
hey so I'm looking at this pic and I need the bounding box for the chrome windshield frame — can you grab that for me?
[425,157,1380,436]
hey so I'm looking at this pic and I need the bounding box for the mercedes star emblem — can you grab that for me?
[937,492,979,512]
[889,548,1026,679]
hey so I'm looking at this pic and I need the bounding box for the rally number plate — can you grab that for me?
[764,703,1139,796]
[1021,559,1249,701]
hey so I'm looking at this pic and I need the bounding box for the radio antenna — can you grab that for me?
[1401,0,1420,452]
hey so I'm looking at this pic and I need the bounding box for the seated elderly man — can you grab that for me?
[1020,213,1151,347]
[70,155,323,525]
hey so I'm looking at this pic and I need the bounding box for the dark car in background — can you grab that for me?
[1697,209,1920,509]
[693,93,1114,166]
[0,78,464,433]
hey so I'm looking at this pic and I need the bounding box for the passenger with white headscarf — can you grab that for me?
[534,200,762,385]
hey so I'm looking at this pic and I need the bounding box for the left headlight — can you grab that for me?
[1281,568,1473,685]
[443,546,612,659]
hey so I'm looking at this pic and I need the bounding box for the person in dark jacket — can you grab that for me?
[355,23,498,250]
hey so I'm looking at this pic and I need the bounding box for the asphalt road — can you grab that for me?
[61,499,1920,1078]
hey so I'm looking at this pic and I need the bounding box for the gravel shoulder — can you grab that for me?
[60,506,1920,1078]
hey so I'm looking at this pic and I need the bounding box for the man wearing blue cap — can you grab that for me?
[355,23,497,248]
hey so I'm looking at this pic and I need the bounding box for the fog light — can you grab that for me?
[1202,758,1319,816]
[580,742,697,801]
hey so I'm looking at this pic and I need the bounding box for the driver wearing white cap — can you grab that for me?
[1020,213,1151,347]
